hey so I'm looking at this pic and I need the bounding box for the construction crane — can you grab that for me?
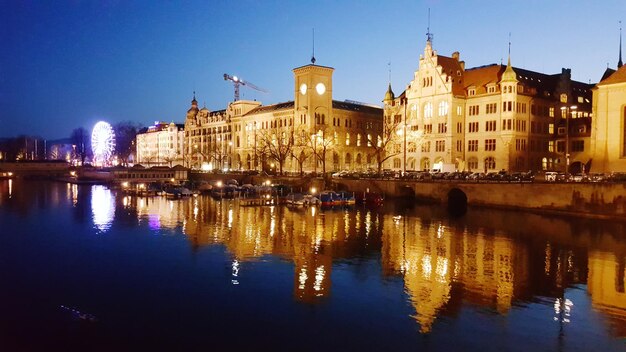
[223,74,267,101]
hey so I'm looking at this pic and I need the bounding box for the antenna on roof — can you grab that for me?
[508,32,511,57]
[426,8,433,43]
[311,28,316,64]
[619,20,623,68]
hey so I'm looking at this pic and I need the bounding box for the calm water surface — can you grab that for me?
[1,180,625,351]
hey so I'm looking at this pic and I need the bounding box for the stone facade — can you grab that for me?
[591,64,626,172]
[184,63,383,173]
[384,39,593,173]
[136,122,185,167]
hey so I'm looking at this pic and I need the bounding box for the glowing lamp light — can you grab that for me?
[122,181,129,188]
[138,183,146,189]
[170,178,175,183]
[201,162,211,171]
[265,180,271,186]
[8,172,13,177]
[70,171,77,177]
[216,181,223,187]
[310,187,317,194]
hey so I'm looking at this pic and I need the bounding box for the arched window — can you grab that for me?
[345,153,352,168]
[438,101,449,117]
[393,158,401,169]
[357,133,361,147]
[421,157,431,171]
[484,156,496,170]
[408,142,416,153]
[467,157,478,170]
[356,153,362,165]
[333,152,340,171]
[424,102,433,118]
[345,133,350,146]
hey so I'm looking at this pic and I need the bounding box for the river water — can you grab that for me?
[0,180,625,351]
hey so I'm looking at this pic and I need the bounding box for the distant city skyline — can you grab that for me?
[1,0,624,139]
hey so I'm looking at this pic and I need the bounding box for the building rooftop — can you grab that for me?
[463,63,594,100]
[242,100,382,116]
[597,64,626,86]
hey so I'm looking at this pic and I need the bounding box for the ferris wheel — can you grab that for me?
[91,121,116,166]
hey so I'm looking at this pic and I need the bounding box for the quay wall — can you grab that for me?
[331,179,626,219]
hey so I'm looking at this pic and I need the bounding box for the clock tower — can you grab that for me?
[293,63,334,130]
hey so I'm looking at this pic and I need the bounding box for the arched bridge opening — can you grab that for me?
[447,188,467,216]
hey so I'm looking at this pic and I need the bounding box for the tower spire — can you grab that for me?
[311,28,316,64]
[507,32,511,67]
[619,20,623,68]
[501,35,517,83]
[426,8,433,43]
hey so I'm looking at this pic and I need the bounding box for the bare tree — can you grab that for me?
[364,114,402,174]
[70,128,90,165]
[257,125,294,175]
[113,121,141,167]
[291,127,314,176]
[309,125,335,175]
[162,152,178,167]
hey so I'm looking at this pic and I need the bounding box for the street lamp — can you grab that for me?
[311,133,317,175]
[560,105,577,177]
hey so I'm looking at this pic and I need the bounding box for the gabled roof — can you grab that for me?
[463,64,503,94]
[433,55,465,96]
[600,68,616,82]
[597,64,626,86]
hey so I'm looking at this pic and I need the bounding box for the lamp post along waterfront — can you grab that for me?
[560,104,577,177]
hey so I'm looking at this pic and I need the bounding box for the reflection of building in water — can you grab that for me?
[132,195,189,230]
[588,250,626,337]
[381,216,528,333]
[460,232,528,314]
[181,198,381,303]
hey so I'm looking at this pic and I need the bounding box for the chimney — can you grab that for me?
[452,51,460,61]
[459,61,465,70]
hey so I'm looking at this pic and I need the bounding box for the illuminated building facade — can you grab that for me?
[184,62,383,173]
[135,121,185,167]
[384,38,593,173]
[591,64,626,172]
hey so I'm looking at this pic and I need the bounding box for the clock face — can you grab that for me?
[300,83,307,95]
[316,83,326,95]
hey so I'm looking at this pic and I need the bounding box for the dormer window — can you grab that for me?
[468,88,476,96]
[487,86,496,93]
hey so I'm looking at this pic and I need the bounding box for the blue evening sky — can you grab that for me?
[1,0,624,139]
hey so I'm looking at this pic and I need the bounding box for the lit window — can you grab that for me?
[438,101,449,116]
[424,102,433,118]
